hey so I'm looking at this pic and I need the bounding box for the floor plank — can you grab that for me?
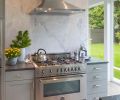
[108,81,120,96]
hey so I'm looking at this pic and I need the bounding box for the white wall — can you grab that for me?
[65,0,88,8]
[5,0,88,54]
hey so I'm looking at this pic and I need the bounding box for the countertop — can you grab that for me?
[5,57,108,71]
[6,63,35,72]
[86,57,108,65]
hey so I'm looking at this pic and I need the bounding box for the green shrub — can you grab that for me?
[115,32,120,44]
[10,30,31,48]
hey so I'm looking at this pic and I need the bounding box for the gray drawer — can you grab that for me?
[87,72,107,82]
[87,92,107,100]
[6,70,34,81]
[87,80,107,94]
[87,64,107,73]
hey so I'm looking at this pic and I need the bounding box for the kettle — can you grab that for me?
[37,49,47,62]
[79,46,87,58]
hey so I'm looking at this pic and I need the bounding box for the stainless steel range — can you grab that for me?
[34,53,87,100]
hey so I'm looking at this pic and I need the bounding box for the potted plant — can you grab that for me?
[10,30,31,62]
[5,48,21,66]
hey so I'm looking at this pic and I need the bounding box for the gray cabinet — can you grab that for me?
[87,63,108,100]
[5,70,34,100]
[0,0,4,18]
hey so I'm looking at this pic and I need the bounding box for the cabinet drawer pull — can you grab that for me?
[93,85,101,88]
[93,76,101,79]
[93,67,101,70]
[93,97,99,100]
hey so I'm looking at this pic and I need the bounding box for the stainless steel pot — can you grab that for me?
[37,49,47,62]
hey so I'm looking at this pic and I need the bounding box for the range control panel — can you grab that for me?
[35,63,86,77]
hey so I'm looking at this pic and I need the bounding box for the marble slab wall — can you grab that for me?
[5,0,88,54]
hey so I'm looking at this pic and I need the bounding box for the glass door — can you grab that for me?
[113,0,120,81]
[89,4,105,60]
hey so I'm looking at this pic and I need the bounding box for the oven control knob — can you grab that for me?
[67,67,70,72]
[71,67,74,71]
[74,67,77,71]
[57,68,59,72]
[49,69,52,73]
[78,67,81,71]
[60,68,63,73]
[64,68,67,72]
[41,70,45,74]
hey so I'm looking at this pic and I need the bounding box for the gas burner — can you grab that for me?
[35,58,81,66]
[56,58,81,64]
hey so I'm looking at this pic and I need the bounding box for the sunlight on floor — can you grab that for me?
[108,81,120,96]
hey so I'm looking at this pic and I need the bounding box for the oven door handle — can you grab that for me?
[39,74,86,84]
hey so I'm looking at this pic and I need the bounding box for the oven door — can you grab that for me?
[35,74,86,100]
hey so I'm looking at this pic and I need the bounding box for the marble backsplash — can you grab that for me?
[5,0,88,54]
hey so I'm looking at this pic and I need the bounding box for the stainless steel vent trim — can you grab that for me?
[29,0,85,15]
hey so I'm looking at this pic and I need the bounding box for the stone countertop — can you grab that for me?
[6,63,35,72]
[5,57,108,71]
[86,57,108,65]
[99,94,120,100]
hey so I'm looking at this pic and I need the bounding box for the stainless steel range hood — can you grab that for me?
[29,0,85,15]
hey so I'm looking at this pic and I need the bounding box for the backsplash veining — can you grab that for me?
[5,0,88,54]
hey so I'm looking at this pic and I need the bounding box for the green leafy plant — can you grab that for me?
[115,32,120,44]
[10,30,31,48]
[89,5,104,29]
[5,48,21,59]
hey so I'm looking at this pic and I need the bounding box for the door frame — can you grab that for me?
[89,0,114,82]
[104,0,114,81]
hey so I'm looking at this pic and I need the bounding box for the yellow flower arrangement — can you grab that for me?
[5,48,21,59]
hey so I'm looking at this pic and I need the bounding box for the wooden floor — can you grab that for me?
[108,81,120,96]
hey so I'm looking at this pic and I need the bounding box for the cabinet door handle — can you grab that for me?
[93,76,101,79]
